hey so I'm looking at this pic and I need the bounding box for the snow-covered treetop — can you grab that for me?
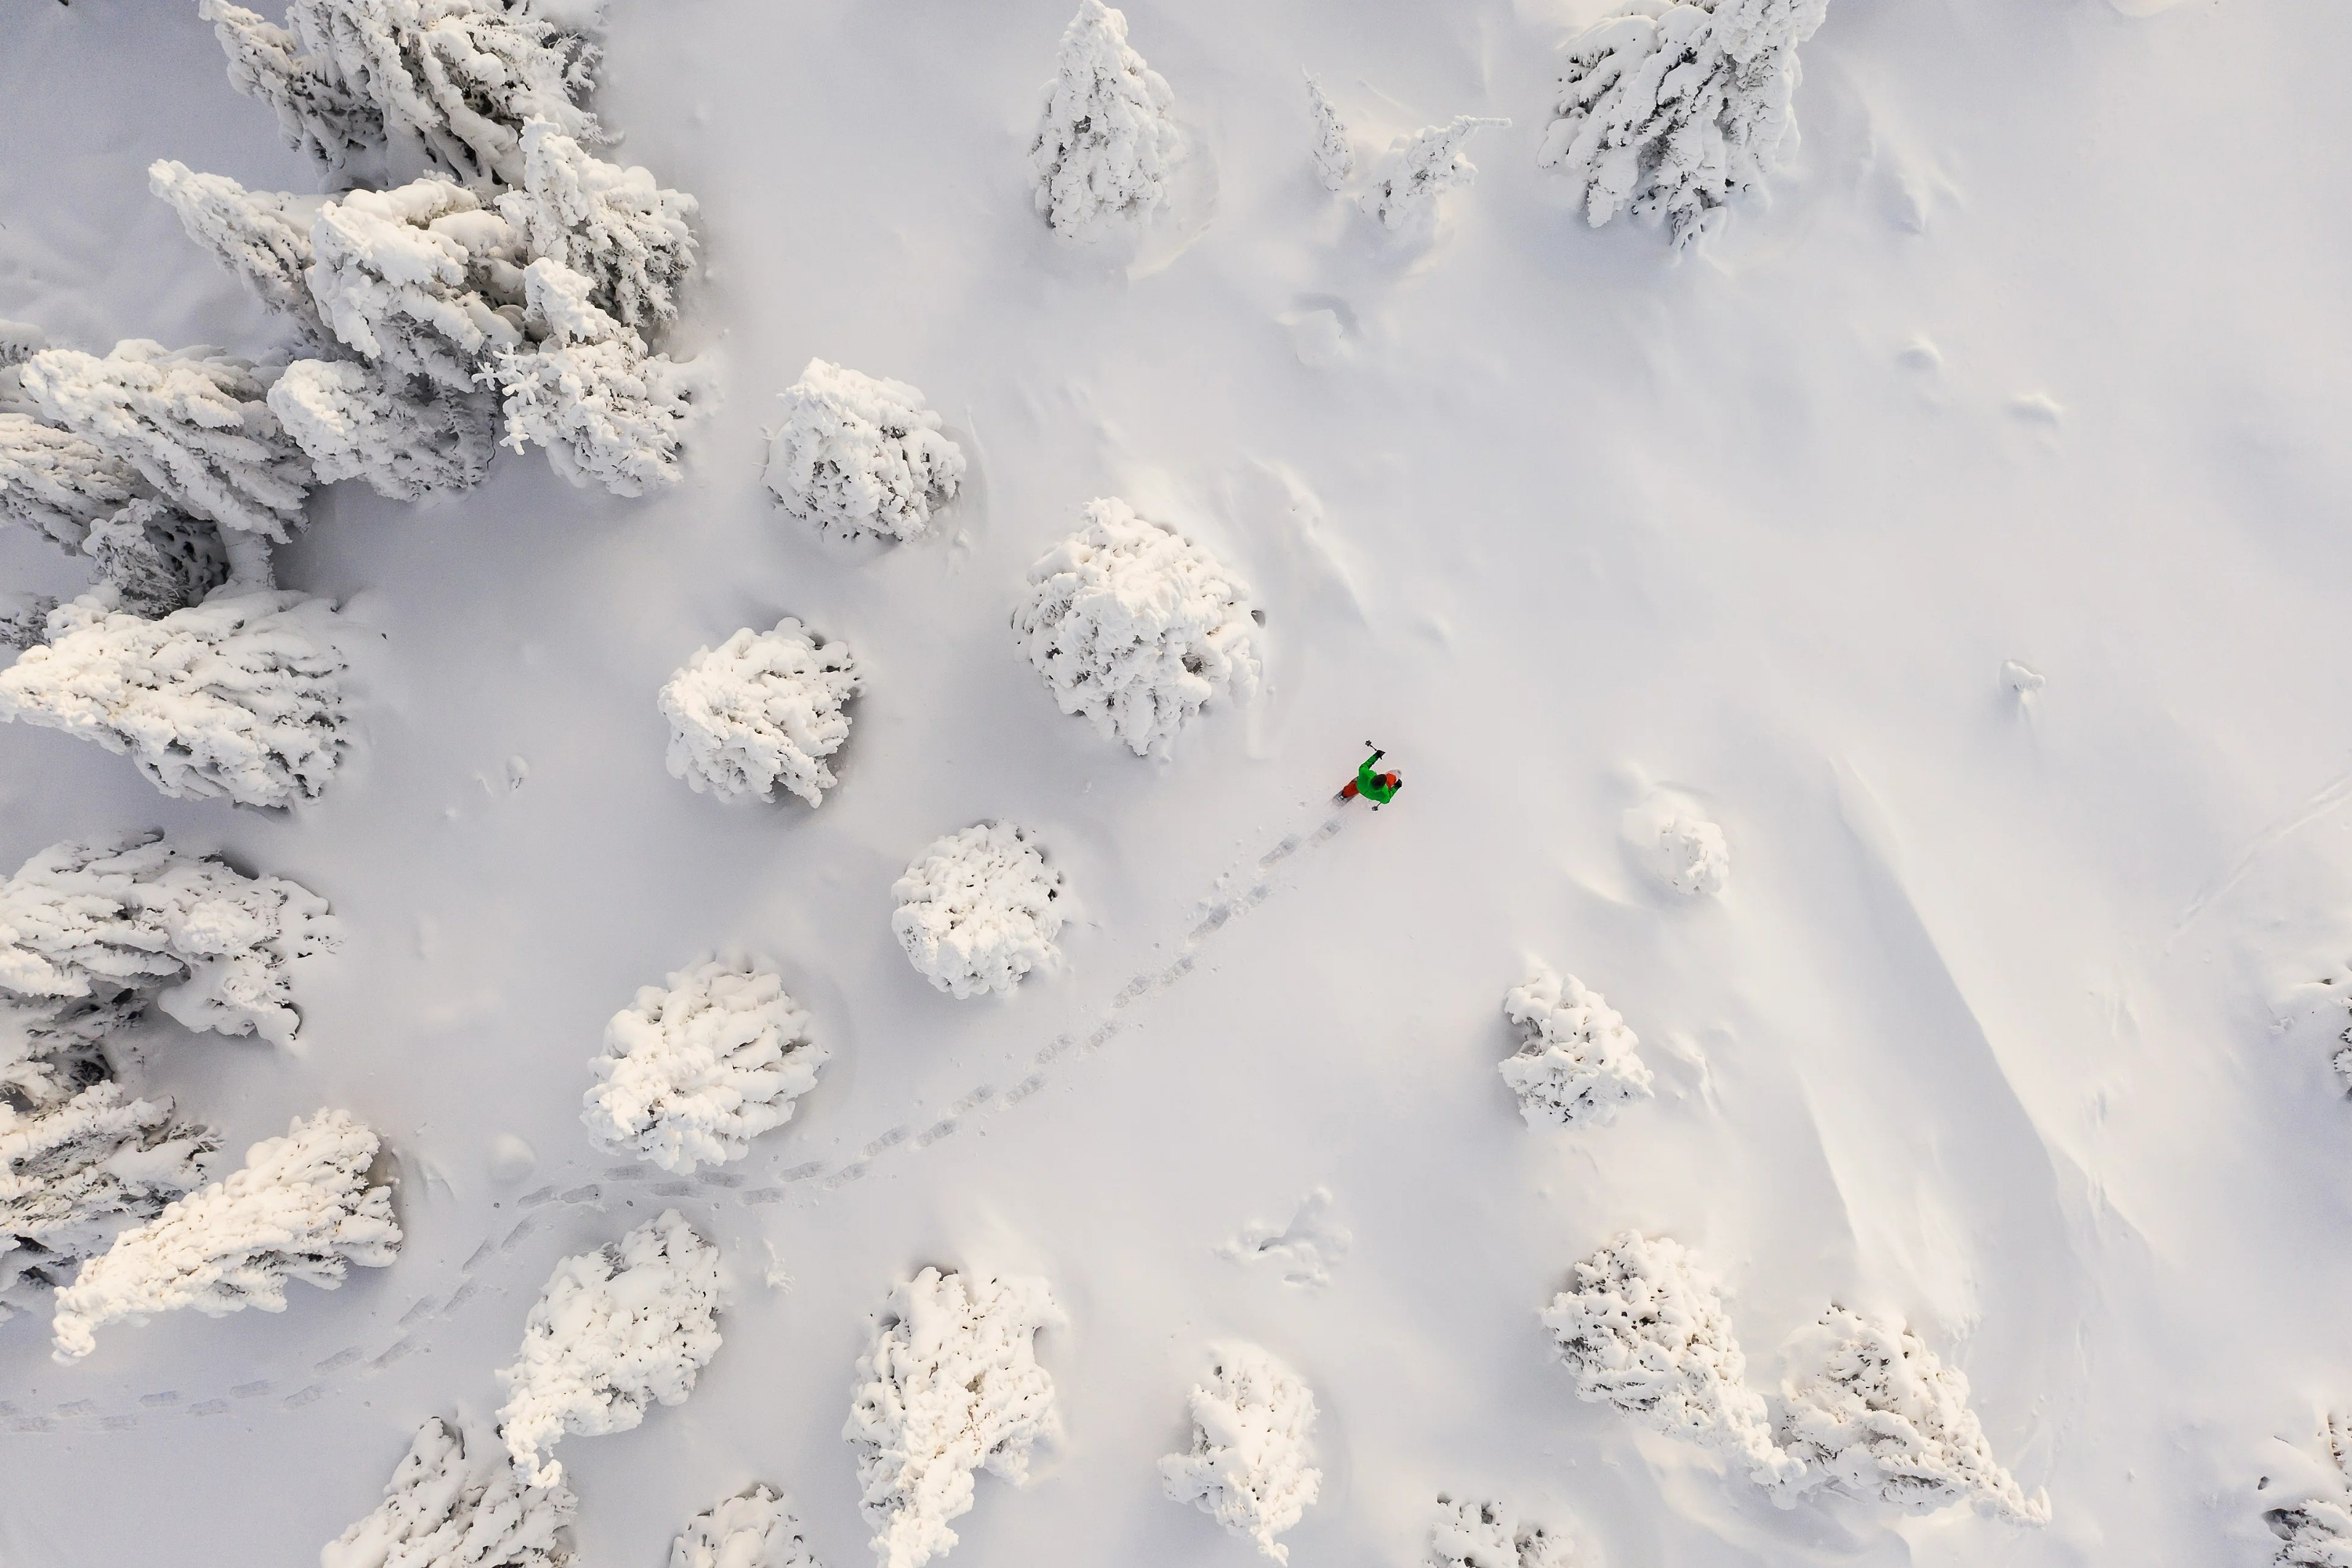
[266,355,495,501]
[670,1485,821,1568]
[308,178,525,391]
[1428,1495,1577,1568]
[1159,1342,1323,1564]
[1303,71,1353,192]
[499,120,698,337]
[583,957,829,1174]
[1499,965,1654,1129]
[322,1416,579,1568]
[201,0,387,187]
[891,823,1066,1000]
[1360,116,1508,233]
[148,161,331,347]
[489,257,699,496]
[1029,0,1181,241]
[497,1207,724,1486]
[762,359,965,544]
[659,620,862,807]
[845,1266,1065,1568]
[1011,497,1259,757]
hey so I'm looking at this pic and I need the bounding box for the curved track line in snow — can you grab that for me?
[2170,768,2352,945]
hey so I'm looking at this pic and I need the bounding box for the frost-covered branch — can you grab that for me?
[148,161,331,347]
[670,1485,821,1568]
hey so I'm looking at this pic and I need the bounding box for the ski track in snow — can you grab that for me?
[2,803,1356,1429]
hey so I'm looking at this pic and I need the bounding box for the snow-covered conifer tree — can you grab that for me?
[489,258,695,496]
[1360,116,1508,232]
[499,121,697,336]
[659,620,861,807]
[1538,1231,1797,1489]
[148,162,331,346]
[1499,966,1653,1129]
[496,1207,723,1486]
[1303,72,1353,191]
[307,178,525,397]
[1160,1343,1322,1564]
[761,360,965,543]
[0,594,56,655]
[1774,1308,2049,1523]
[322,1416,579,1568]
[0,414,143,552]
[0,589,349,808]
[81,501,232,619]
[891,823,1065,1000]
[199,0,386,187]
[1011,498,1259,757]
[1428,1495,1577,1568]
[1537,0,1828,249]
[845,1266,1063,1568]
[20,343,313,542]
[1029,1,1182,241]
[267,355,495,499]
[670,1486,821,1568]
[583,959,828,1175]
[50,1106,400,1359]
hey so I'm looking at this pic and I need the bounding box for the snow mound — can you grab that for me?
[495,1207,724,1486]
[1303,72,1353,191]
[1011,497,1258,757]
[1428,1494,1578,1568]
[321,1416,579,1568]
[890,823,1065,1000]
[1360,117,1508,232]
[1159,1342,1322,1563]
[1029,0,1181,241]
[762,359,965,543]
[1775,1307,2050,1523]
[1499,965,1654,1128]
[0,588,349,808]
[1624,797,1730,895]
[844,1266,1064,1568]
[49,1106,400,1361]
[1538,1231,1798,1490]
[583,957,828,1174]
[670,1484,821,1568]
[660,620,862,807]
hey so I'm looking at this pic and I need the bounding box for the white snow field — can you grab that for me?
[2,1,2350,1565]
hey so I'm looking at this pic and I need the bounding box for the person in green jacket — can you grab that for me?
[1340,745,1403,808]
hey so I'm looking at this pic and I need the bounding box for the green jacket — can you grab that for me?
[1356,754,1401,804]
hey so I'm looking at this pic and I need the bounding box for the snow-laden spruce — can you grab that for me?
[0,1082,216,1319]
[496,1207,723,1486]
[763,360,965,543]
[1160,1343,1322,1564]
[20,342,313,541]
[1539,1231,1798,1490]
[499,120,697,337]
[49,1106,399,1360]
[1029,1,1182,241]
[845,1266,1064,1568]
[1500,965,1653,1128]
[1538,0,1828,249]
[0,589,348,808]
[0,595,56,655]
[1361,117,1508,232]
[1303,72,1354,191]
[308,177,525,397]
[322,1416,579,1568]
[2275,1502,2352,1568]
[148,162,330,347]
[488,257,697,496]
[660,621,861,807]
[891,823,1065,1000]
[0,412,143,552]
[583,958,828,1174]
[1428,1495,1577,1568]
[80,501,233,619]
[670,1485,822,1568]
[1012,498,1259,757]
[267,356,494,499]
[201,0,387,188]
[1625,797,1730,895]
[1775,1308,2049,1523]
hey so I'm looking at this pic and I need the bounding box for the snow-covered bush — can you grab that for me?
[2274,1498,2352,1567]
[499,121,696,336]
[489,259,695,496]
[0,589,349,808]
[583,958,828,1174]
[1303,72,1353,191]
[1011,498,1259,757]
[1624,798,1730,895]
[1499,965,1653,1128]
[845,1266,1064,1568]
[1775,1308,2049,1523]
[0,1081,216,1319]
[761,360,964,543]
[1029,0,1181,241]
[1428,1495,1577,1568]
[1160,1343,1322,1564]
[0,413,142,551]
[1360,116,1508,232]
[323,1416,579,1568]
[50,1106,399,1360]
[659,621,861,807]
[148,161,330,346]
[20,342,313,541]
[891,823,1065,1000]
[267,355,495,499]
[670,1486,819,1568]
[1538,1231,1796,1489]
[308,178,524,397]
[496,1207,723,1486]
[1537,0,1828,249]
[81,501,231,619]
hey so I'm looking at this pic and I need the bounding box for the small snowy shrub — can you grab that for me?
[1160,1343,1322,1564]
[1011,498,1259,757]
[1776,1308,2049,1523]
[1537,0,1828,249]
[1303,72,1353,191]
[1538,1230,1797,1489]
[489,259,695,497]
[322,1417,579,1568]
[1360,117,1508,232]
[583,958,828,1174]
[1428,1495,1577,1568]
[0,589,349,808]
[1029,0,1181,241]
[499,121,697,336]
[891,823,1065,1000]
[307,178,525,397]
[670,1485,820,1568]
[1624,798,1730,895]
[80,501,232,619]
[845,1266,1064,1568]
[659,620,861,807]
[762,360,964,543]
[0,412,143,551]
[148,162,330,347]
[1499,966,1653,1128]
[267,356,495,499]
[497,1207,723,1486]
[50,1106,400,1360]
